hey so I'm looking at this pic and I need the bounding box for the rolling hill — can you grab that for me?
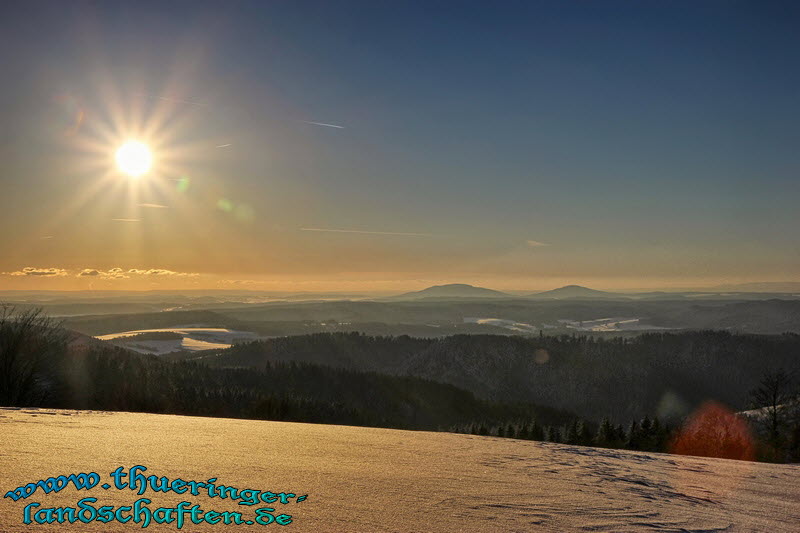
[529,285,622,299]
[181,331,800,424]
[391,283,512,300]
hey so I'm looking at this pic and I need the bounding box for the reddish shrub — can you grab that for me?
[670,401,755,461]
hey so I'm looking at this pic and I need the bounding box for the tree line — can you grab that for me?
[449,415,672,453]
[450,373,800,463]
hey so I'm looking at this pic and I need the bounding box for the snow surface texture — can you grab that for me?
[1,408,798,532]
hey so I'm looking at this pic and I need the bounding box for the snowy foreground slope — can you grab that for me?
[1,408,798,532]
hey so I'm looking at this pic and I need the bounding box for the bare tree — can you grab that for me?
[0,305,68,406]
[750,369,796,451]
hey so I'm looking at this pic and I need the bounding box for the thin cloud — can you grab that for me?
[526,240,549,247]
[78,268,129,279]
[138,203,169,209]
[220,279,261,286]
[301,120,345,129]
[104,268,129,279]
[5,267,68,277]
[41,235,54,240]
[127,268,199,277]
[216,143,232,148]
[136,91,208,108]
[80,267,198,279]
[300,227,432,237]
[3,266,199,279]
[112,218,141,222]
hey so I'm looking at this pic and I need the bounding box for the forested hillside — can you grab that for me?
[186,331,800,422]
[1,310,573,432]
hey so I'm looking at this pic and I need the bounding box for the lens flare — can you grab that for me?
[670,401,755,461]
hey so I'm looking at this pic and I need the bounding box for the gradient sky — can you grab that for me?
[1,1,798,292]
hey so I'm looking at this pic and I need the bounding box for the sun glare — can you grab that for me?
[115,141,153,177]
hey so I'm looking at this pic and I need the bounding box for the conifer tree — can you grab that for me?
[577,420,593,446]
[641,415,654,449]
[595,417,615,447]
[627,420,640,450]
[565,419,580,445]
[530,420,544,441]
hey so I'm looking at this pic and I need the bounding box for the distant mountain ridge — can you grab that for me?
[392,283,511,300]
[708,281,800,293]
[530,285,621,299]
[395,283,624,300]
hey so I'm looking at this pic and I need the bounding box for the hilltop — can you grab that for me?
[530,285,622,299]
[391,283,511,300]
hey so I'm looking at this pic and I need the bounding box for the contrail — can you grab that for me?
[300,227,431,237]
[301,120,345,129]
[138,203,169,209]
[112,218,141,222]
[135,91,208,108]
[216,143,232,148]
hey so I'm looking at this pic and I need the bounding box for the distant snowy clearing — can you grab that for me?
[95,327,262,354]
[463,316,669,333]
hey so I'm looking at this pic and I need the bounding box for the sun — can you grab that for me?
[115,141,153,177]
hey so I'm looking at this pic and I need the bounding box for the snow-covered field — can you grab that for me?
[463,317,539,333]
[95,327,262,354]
[557,317,669,332]
[463,316,670,333]
[1,408,798,532]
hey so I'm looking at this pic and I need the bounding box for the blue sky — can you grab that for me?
[0,1,798,291]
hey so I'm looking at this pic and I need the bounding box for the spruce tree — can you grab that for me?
[615,424,625,446]
[596,417,614,447]
[565,419,580,445]
[577,420,593,446]
[640,415,653,451]
[530,420,544,441]
[627,420,640,450]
